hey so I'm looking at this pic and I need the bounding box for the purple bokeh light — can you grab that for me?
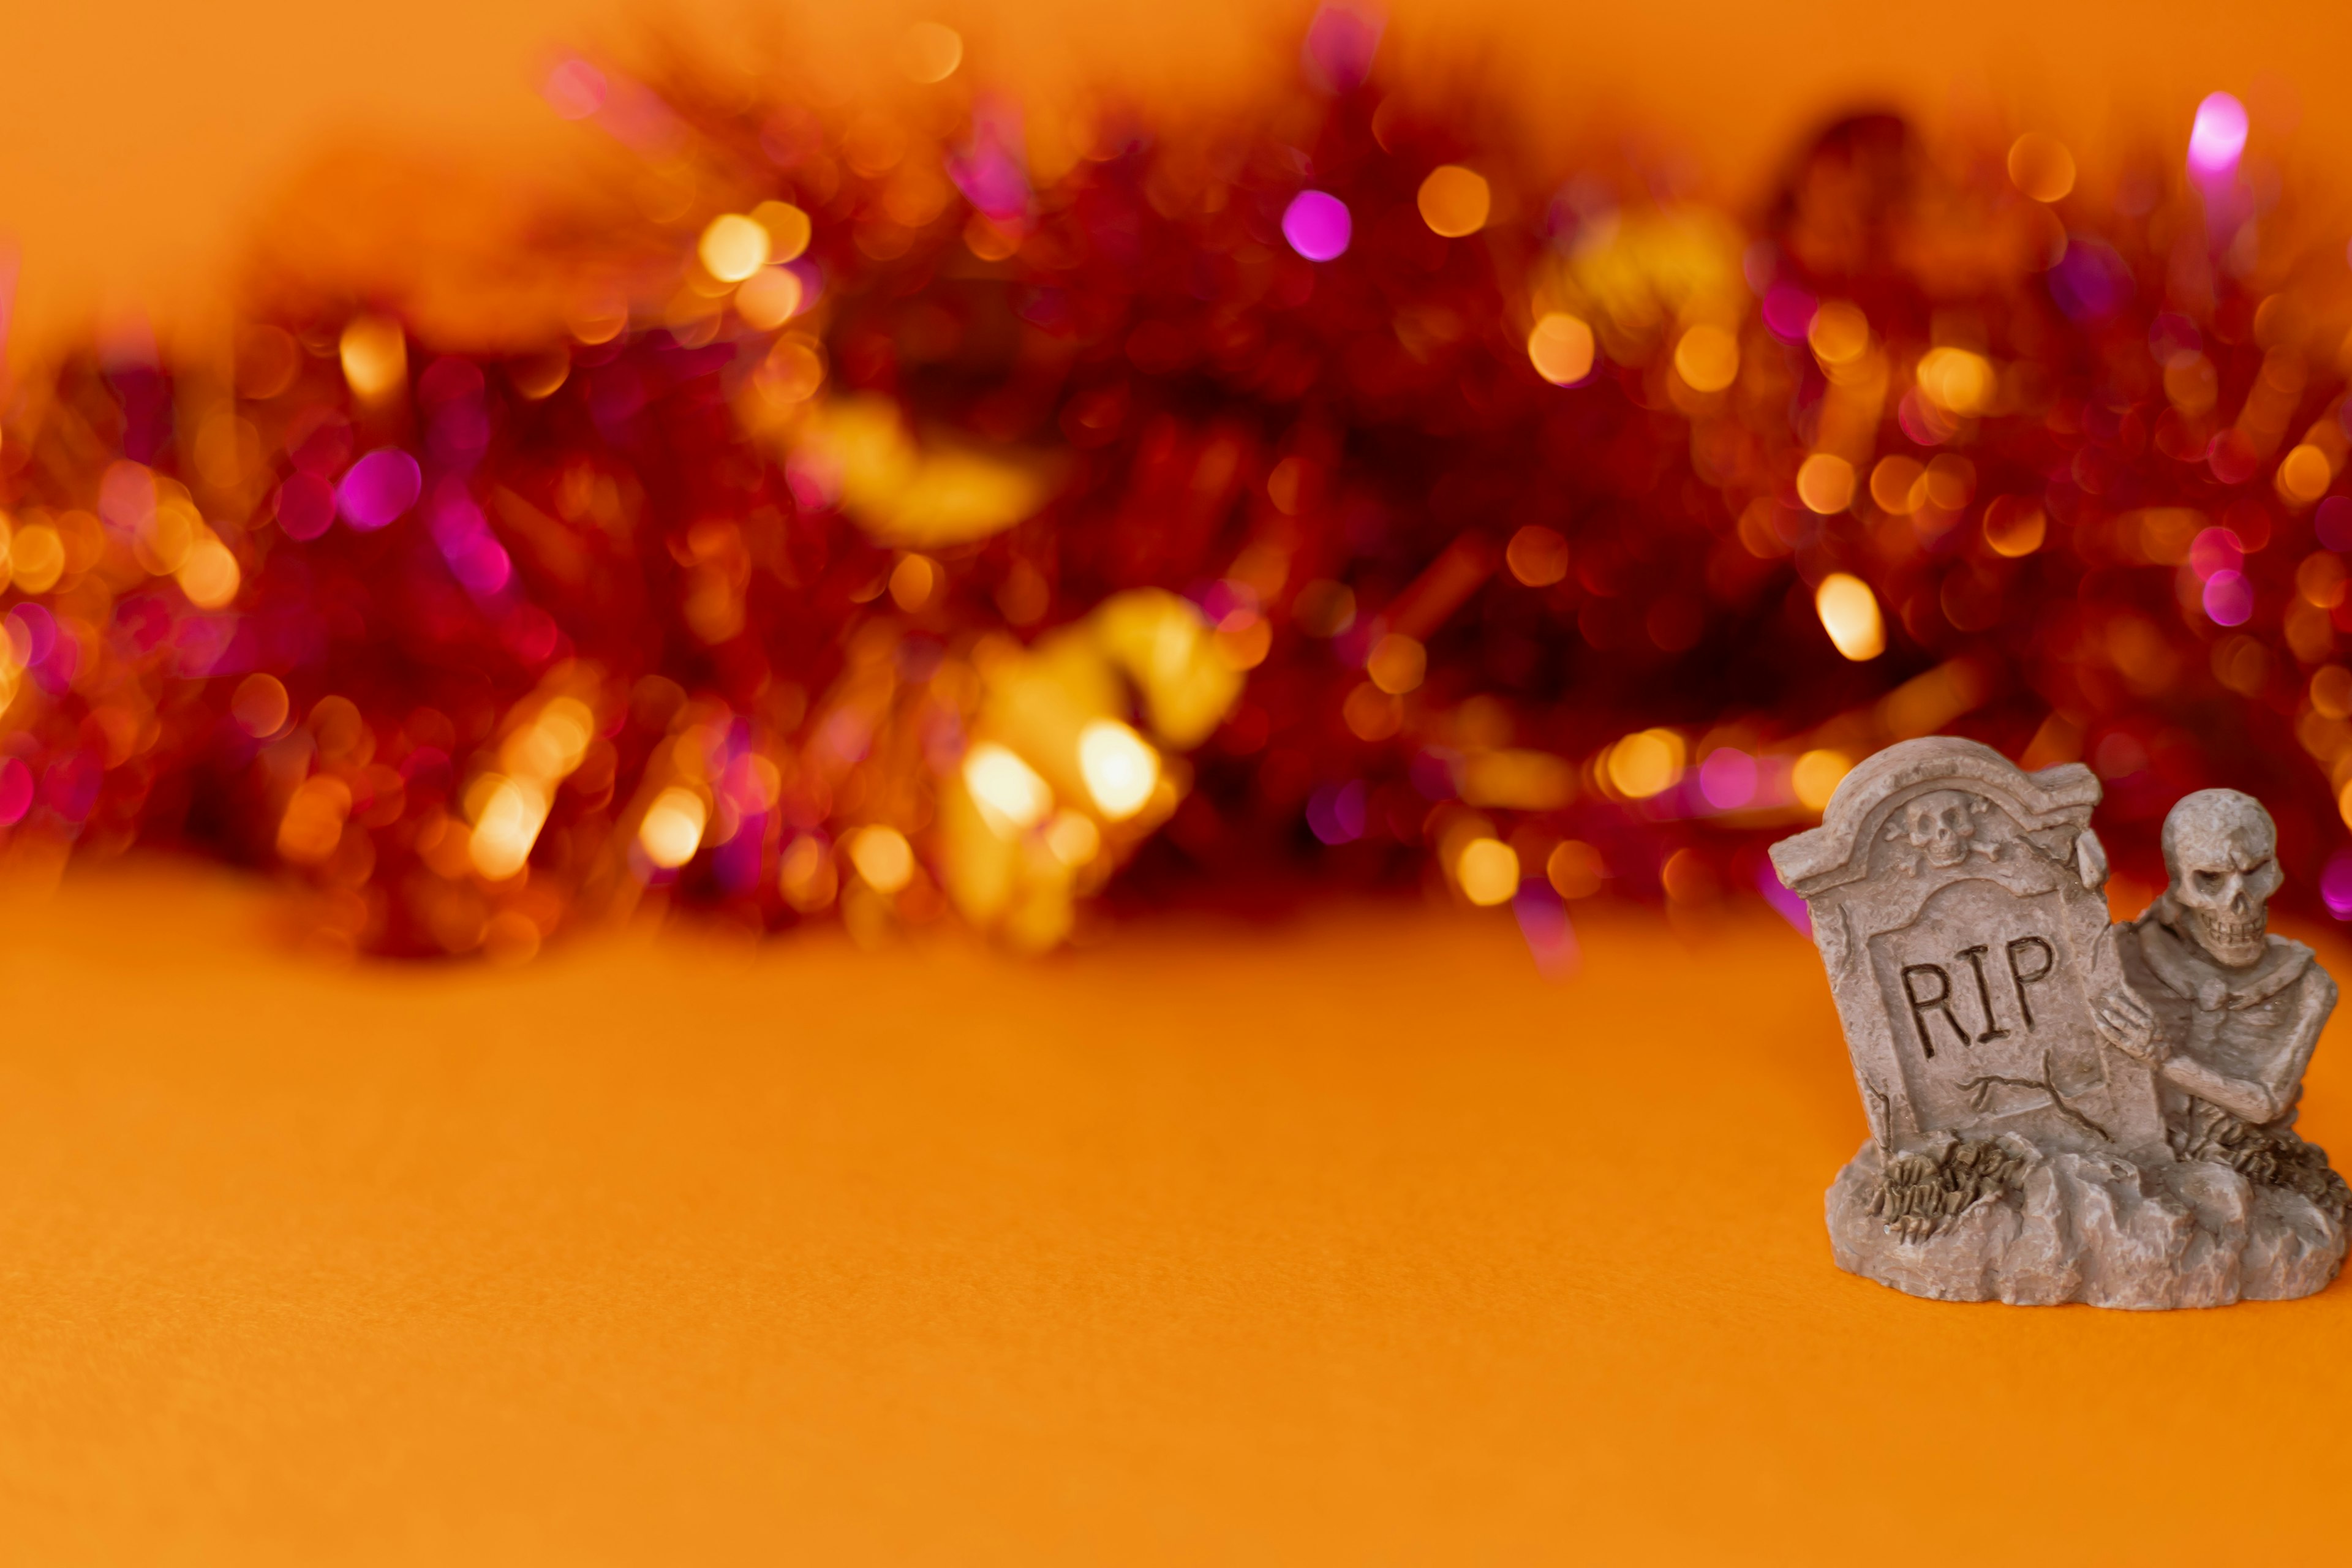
[2048,237,2133,320]
[1698,747,1758,811]
[338,448,423,530]
[277,471,337,541]
[543,57,608,121]
[1281,190,1352,262]
[1306,780,1368,844]
[2201,568,2254,626]
[1512,880,1580,978]
[2188,526,2244,581]
[2318,496,2352,552]
[2323,850,2352,921]
[1302,2,1384,93]
[0,758,30,827]
[427,486,513,599]
[1761,285,1817,342]
[2188,92,2248,176]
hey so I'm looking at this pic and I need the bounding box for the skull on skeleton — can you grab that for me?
[2162,788,2283,968]
[1896,790,1986,868]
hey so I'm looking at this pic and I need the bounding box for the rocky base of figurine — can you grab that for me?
[1827,1135,2348,1309]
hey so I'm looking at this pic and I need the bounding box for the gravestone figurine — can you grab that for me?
[1770,736,2350,1307]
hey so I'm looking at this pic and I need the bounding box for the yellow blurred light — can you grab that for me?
[1091,587,1245,748]
[756,339,827,405]
[900,21,963,83]
[889,553,939,612]
[2297,551,2348,609]
[1796,453,1856,514]
[1506,524,1570,587]
[2007,133,2077,203]
[1528,312,1596,386]
[1343,682,1401,741]
[539,697,596,767]
[698,214,772,284]
[1808,302,1870,366]
[483,911,541,967]
[502,696,596,782]
[779,834,840,910]
[638,786,709,870]
[751,200,813,264]
[276,775,353,865]
[1547,839,1605,900]
[1917,347,1997,417]
[1458,749,1576,810]
[1213,613,1273,670]
[1673,323,1741,394]
[232,673,290,738]
[470,775,550,879]
[963,742,1053,836]
[1455,837,1521,907]
[1869,455,1924,514]
[965,214,1023,262]
[736,267,804,330]
[10,524,63,594]
[1417,165,1491,238]
[339,315,408,402]
[1814,573,1885,661]
[139,497,195,573]
[848,824,916,892]
[1606,729,1686,799]
[1044,810,1101,867]
[2315,665,2352,718]
[1792,748,1854,813]
[1366,633,1427,695]
[1077,718,1159,820]
[176,537,241,609]
[1921,454,1977,511]
[2278,443,2334,507]
[2165,355,2218,415]
[1982,499,2047,559]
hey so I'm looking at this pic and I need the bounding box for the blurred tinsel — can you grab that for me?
[3,7,2352,960]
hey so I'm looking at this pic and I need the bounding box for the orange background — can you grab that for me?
[9,1,2352,1558]
[6,0,2352,352]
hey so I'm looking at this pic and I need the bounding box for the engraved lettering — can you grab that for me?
[1900,963,1969,1058]
[1958,944,2010,1042]
[2005,935,2055,1029]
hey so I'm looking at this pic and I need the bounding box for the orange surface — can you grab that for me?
[3,864,2350,1561]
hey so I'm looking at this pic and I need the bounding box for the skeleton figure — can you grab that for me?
[2094,790,2337,1136]
[1887,789,1997,872]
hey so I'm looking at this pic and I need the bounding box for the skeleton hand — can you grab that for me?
[2092,986,2163,1062]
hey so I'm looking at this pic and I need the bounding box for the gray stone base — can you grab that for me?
[1827,1137,2348,1308]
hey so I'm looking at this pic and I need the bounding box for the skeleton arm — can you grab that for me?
[2156,1055,2287,1125]
[2155,968,2335,1126]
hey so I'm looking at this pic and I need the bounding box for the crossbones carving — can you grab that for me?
[1885,789,1999,875]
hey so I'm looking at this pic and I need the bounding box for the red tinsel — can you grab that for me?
[1,34,2349,957]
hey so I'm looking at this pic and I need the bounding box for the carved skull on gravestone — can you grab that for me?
[2162,788,2282,968]
[1893,789,1991,869]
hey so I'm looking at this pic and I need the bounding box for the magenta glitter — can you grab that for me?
[2188,92,2249,175]
[2203,570,2255,627]
[2326,850,2352,921]
[1281,190,1351,262]
[0,759,29,827]
[277,471,338,540]
[338,448,423,530]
